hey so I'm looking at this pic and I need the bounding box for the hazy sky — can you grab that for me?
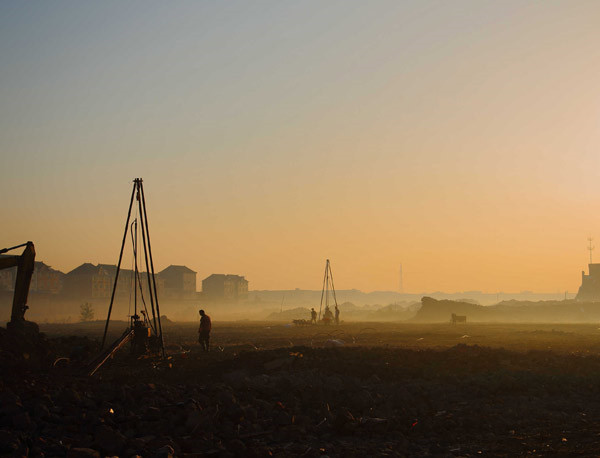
[2,1,600,293]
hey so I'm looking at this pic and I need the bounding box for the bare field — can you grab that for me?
[4,322,600,457]
[39,320,600,354]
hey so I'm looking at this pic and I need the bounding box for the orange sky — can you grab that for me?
[2,2,600,293]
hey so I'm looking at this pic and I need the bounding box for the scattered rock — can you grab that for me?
[264,357,293,371]
[156,444,175,458]
[67,447,101,458]
[12,412,34,431]
[94,425,126,455]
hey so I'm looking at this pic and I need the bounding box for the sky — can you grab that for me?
[2,1,600,293]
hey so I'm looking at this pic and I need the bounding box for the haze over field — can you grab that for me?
[8,6,600,458]
[2,1,600,294]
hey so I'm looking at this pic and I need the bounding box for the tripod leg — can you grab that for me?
[318,260,327,321]
[328,261,339,308]
[101,182,136,349]
[139,199,158,335]
[139,181,165,357]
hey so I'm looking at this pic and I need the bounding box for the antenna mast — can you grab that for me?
[588,237,595,264]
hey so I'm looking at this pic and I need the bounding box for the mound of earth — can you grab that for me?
[413,296,600,323]
[0,323,99,370]
[412,297,481,322]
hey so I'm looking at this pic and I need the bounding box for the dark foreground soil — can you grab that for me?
[3,323,600,457]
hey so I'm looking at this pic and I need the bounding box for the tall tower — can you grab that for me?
[588,237,595,264]
[399,263,404,293]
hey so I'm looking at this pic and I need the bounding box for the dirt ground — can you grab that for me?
[4,321,600,457]
[39,320,600,353]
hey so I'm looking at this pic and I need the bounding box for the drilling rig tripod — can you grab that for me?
[89,178,165,375]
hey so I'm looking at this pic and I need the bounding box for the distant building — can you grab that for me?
[63,263,165,298]
[576,264,600,301]
[31,261,64,293]
[202,274,248,302]
[97,264,135,296]
[0,269,12,291]
[63,263,113,298]
[159,265,196,298]
[0,255,64,294]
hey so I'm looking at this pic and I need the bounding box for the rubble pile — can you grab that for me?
[0,324,53,369]
[2,345,600,456]
[0,325,98,370]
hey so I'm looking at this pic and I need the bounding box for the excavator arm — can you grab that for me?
[0,242,35,323]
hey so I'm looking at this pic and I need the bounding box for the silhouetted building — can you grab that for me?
[63,263,113,298]
[0,269,11,291]
[97,264,137,296]
[159,265,196,298]
[31,261,64,293]
[0,256,64,294]
[576,264,600,301]
[64,262,166,298]
[202,274,248,302]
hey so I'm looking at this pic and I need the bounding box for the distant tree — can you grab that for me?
[80,302,95,322]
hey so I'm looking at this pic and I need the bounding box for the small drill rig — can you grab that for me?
[88,178,165,376]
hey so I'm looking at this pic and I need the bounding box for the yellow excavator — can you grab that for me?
[0,241,36,331]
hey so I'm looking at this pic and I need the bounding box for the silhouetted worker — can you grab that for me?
[311,308,317,324]
[335,305,340,325]
[198,309,212,352]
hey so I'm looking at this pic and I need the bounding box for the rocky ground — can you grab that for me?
[3,324,600,456]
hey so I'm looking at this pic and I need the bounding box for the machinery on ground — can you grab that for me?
[318,258,339,324]
[0,241,37,331]
[88,178,165,375]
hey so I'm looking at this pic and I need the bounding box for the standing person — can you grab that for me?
[334,305,340,325]
[311,308,317,324]
[198,309,212,352]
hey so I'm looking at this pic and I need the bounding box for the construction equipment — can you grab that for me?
[89,178,164,375]
[87,328,135,376]
[318,259,339,324]
[0,241,36,330]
